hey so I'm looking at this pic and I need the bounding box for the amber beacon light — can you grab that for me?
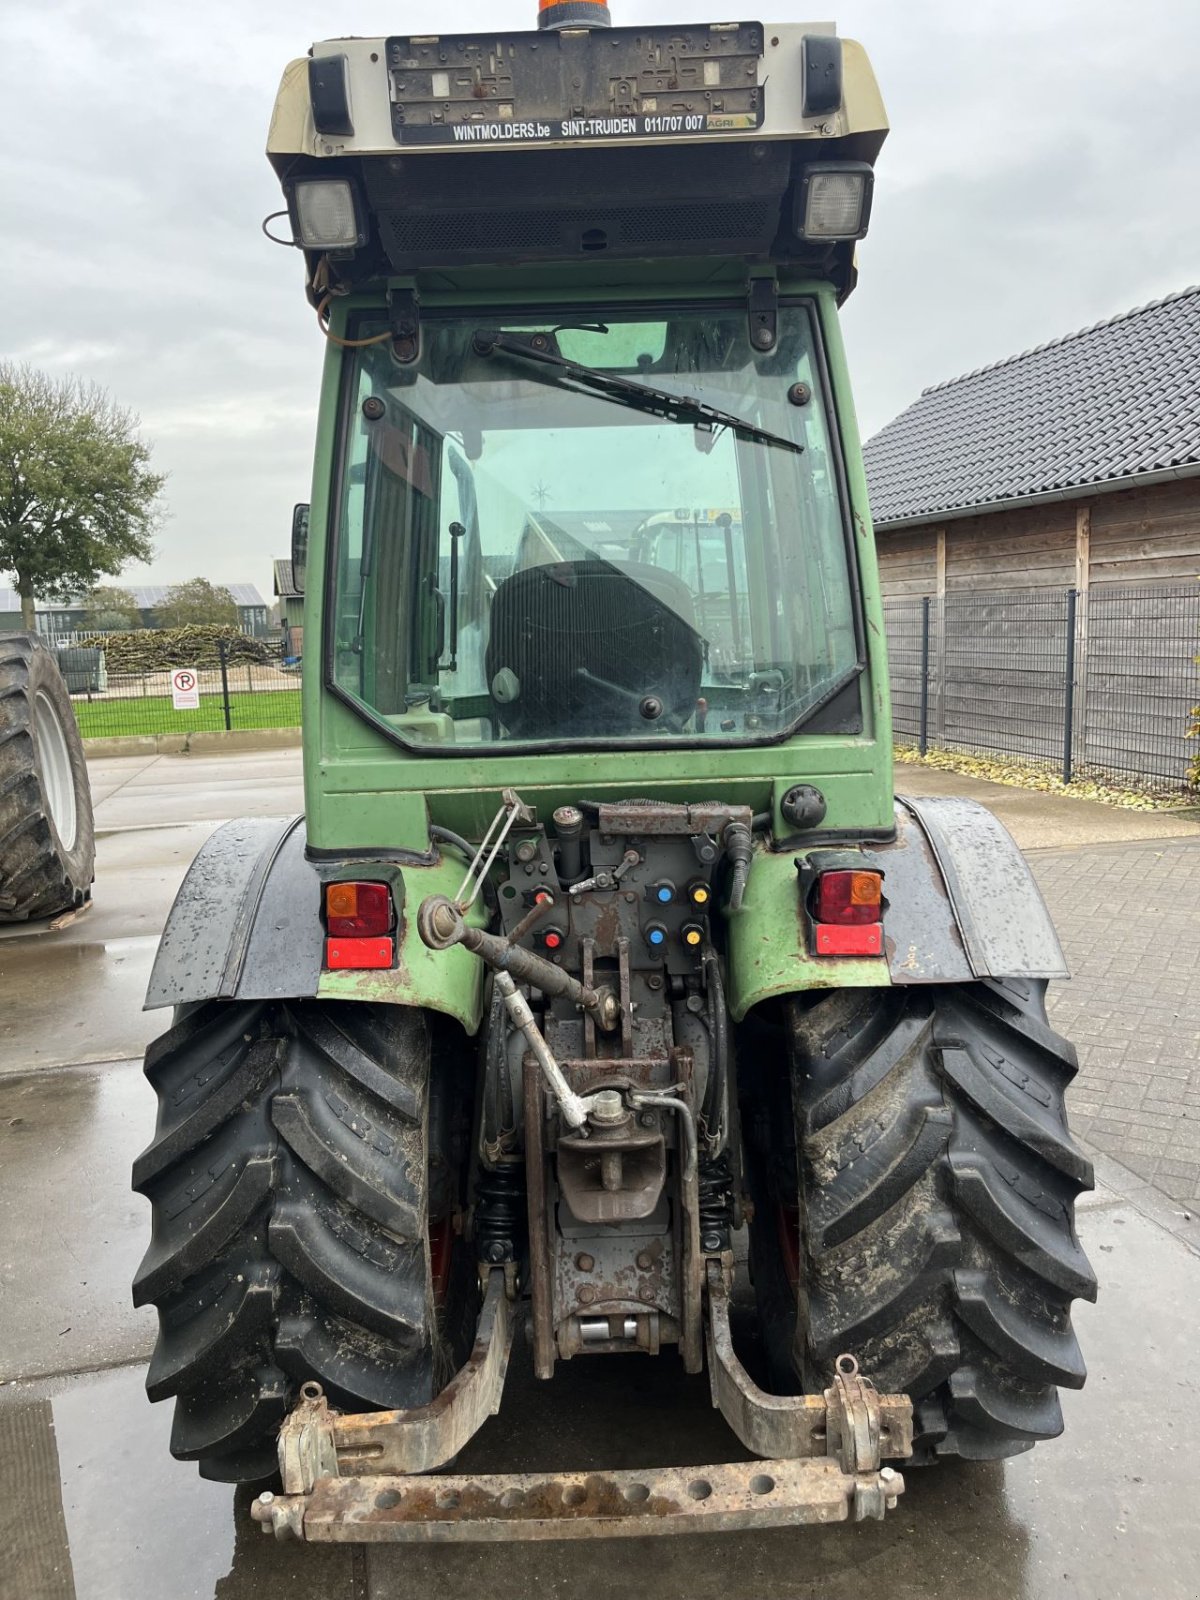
[538,0,612,29]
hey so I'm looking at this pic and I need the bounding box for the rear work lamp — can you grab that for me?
[325,881,395,969]
[796,163,875,241]
[291,178,365,251]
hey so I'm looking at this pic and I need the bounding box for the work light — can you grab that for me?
[797,163,874,241]
[291,178,365,250]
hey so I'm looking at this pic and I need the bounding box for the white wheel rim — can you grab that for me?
[33,689,78,851]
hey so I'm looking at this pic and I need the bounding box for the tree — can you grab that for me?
[82,584,140,631]
[156,577,238,629]
[0,364,164,629]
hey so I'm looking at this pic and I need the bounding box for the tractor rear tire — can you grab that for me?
[0,635,94,922]
[133,999,473,1483]
[746,977,1097,1463]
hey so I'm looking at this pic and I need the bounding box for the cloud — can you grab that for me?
[3,0,1198,600]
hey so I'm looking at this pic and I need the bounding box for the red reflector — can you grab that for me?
[326,935,394,970]
[815,869,882,926]
[815,922,883,957]
[326,881,393,937]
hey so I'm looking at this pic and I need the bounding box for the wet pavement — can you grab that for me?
[2,750,1199,1599]
[0,753,303,1072]
[2,1068,1194,1600]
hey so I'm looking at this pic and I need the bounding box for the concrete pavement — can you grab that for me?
[894,756,1200,849]
[2,747,1199,1599]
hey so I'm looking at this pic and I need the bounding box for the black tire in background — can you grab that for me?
[744,977,1097,1464]
[0,634,95,921]
[133,999,477,1483]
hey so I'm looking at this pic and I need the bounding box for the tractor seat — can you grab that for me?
[485,558,704,739]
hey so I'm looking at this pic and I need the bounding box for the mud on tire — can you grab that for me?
[745,977,1097,1463]
[133,999,475,1483]
[0,634,94,921]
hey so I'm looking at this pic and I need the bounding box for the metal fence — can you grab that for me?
[66,642,301,740]
[884,583,1200,790]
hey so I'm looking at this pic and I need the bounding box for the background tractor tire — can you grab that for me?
[133,999,476,1483]
[745,977,1097,1464]
[0,634,94,922]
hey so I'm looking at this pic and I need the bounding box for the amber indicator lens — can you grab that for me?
[325,881,392,937]
[849,871,881,906]
[815,869,882,927]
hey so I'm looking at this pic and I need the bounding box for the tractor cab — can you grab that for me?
[266,13,891,837]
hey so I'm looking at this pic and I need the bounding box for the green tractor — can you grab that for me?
[133,3,1095,1543]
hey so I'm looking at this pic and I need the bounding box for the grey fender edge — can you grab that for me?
[145,816,324,1009]
[883,794,1068,983]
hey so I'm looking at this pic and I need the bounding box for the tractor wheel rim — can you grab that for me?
[33,688,77,851]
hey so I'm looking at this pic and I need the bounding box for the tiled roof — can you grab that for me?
[864,286,1200,526]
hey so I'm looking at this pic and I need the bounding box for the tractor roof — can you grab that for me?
[267,21,887,300]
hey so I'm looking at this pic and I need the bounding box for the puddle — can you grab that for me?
[0,1365,354,1600]
[0,1062,155,1380]
[0,936,163,1071]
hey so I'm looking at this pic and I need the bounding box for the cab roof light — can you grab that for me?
[308,54,354,138]
[797,163,874,241]
[538,0,612,29]
[290,178,366,251]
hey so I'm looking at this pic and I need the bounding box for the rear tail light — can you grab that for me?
[327,936,394,970]
[815,870,882,926]
[325,881,393,937]
[815,922,883,956]
[325,881,394,970]
[812,868,883,957]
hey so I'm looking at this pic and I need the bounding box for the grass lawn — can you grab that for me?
[74,689,301,739]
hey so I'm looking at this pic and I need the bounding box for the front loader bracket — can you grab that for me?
[253,1264,912,1542]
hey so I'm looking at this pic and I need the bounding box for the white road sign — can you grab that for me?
[170,668,200,711]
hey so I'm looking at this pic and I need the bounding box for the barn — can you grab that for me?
[864,287,1200,787]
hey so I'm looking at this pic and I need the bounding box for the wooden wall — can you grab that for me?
[874,474,1200,596]
[875,475,1200,787]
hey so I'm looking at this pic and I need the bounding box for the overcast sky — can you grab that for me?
[2,0,1198,604]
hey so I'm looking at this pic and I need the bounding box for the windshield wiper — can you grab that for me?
[472,329,803,456]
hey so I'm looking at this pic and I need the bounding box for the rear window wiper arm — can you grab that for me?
[472,329,803,456]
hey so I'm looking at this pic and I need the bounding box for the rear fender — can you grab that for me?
[145,816,485,1032]
[725,795,1066,1020]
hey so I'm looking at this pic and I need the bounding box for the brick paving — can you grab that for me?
[1032,837,1200,1206]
